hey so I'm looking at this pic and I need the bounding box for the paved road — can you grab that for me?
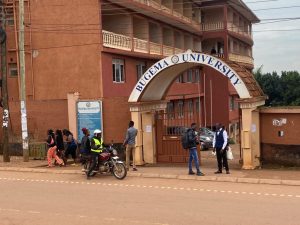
[0,171,299,225]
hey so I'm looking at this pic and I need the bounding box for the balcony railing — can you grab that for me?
[227,22,252,38]
[229,53,254,65]
[133,0,198,30]
[182,16,192,23]
[103,30,132,51]
[173,10,182,19]
[149,42,162,55]
[202,22,224,31]
[103,30,189,57]
[174,48,184,54]
[163,45,174,56]
[133,38,148,53]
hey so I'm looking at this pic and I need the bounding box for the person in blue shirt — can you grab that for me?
[123,121,138,171]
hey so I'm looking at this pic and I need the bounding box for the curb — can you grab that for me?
[1,167,300,186]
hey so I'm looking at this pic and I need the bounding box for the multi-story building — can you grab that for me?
[0,0,259,163]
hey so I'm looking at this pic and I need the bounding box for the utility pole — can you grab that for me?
[19,0,29,161]
[0,1,10,162]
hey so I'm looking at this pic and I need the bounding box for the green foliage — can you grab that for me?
[254,67,300,106]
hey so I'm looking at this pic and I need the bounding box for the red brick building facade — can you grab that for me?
[0,0,258,148]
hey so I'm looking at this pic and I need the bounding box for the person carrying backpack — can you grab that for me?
[187,123,205,176]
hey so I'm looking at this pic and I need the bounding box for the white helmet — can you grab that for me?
[94,129,101,134]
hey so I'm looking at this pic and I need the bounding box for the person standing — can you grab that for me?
[187,123,205,176]
[80,128,91,171]
[63,129,77,166]
[80,128,91,156]
[123,121,138,171]
[55,129,65,165]
[46,129,64,167]
[213,123,230,174]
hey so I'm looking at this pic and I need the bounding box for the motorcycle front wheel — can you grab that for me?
[112,163,127,180]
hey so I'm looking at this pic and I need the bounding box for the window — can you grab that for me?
[136,62,146,80]
[5,7,14,26]
[229,96,235,111]
[187,69,193,83]
[9,63,18,77]
[195,69,200,83]
[112,59,125,83]
[177,73,184,83]
[188,100,193,116]
[196,99,201,113]
[167,102,174,119]
[178,101,184,118]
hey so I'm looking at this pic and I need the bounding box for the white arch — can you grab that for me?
[129,51,251,103]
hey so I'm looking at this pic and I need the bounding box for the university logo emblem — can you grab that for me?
[171,55,179,64]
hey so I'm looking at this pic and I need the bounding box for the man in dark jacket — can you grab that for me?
[213,123,229,174]
[187,123,205,176]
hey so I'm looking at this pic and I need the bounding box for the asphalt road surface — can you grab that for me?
[0,171,299,225]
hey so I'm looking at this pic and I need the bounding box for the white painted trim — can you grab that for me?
[129,51,251,103]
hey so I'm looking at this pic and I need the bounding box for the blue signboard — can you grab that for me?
[77,101,102,143]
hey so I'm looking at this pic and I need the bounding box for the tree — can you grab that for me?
[254,67,300,106]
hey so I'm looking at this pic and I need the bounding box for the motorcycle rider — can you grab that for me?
[87,129,104,179]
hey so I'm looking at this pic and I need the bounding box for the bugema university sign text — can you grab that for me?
[129,51,251,102]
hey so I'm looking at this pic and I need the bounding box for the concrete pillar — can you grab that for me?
[131,111,145,165]
[67,92,80,139]
[240,106,261,169]
[241,107,253,169]
[142,112,156,164]
[251,110,261,168]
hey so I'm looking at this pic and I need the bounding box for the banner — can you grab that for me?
[77,101,102,142]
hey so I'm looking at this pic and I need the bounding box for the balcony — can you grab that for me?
[133,38,148,53]
[201,22,224,32]
[229,53,254,65]
[103,30,188,57]
[129,0,200,33]
[149,42,162,55]
[227,22,252,39]
[102,30,132,51]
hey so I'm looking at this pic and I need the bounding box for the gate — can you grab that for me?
[155,111,201,163]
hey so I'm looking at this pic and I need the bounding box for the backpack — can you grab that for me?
[181,128,190,150]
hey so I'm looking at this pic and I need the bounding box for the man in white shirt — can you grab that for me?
[212,123,230,174]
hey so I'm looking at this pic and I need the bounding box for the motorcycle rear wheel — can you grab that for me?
[112,163,127,180]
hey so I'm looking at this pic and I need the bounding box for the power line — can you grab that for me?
[254,28,300,32]
[244,0,280,3]
[253,5,300,11]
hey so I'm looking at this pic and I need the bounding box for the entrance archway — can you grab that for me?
[129,51,266,169]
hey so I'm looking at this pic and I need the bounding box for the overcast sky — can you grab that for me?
[244,0,300,73]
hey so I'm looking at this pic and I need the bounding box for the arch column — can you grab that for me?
[130,101,168,166]
[240,99,265,169]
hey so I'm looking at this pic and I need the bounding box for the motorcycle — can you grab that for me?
[83,145,127,180]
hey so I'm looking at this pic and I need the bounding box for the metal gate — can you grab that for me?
[155,111,201,163]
